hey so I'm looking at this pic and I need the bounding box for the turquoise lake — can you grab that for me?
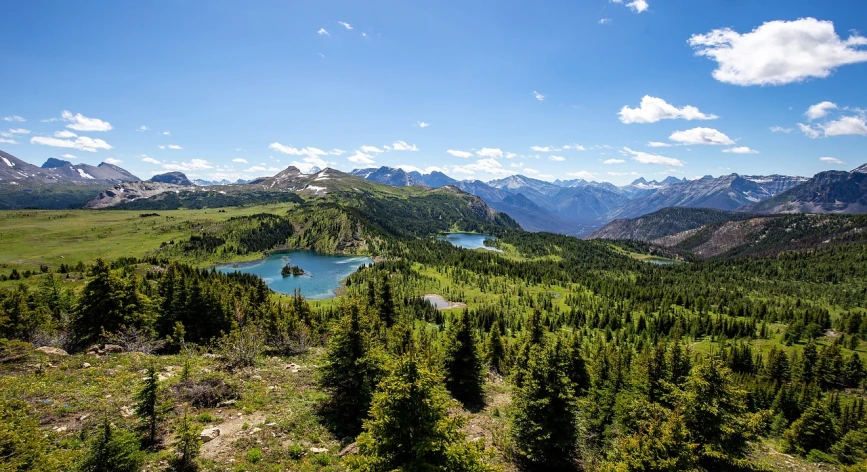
[440,233,501,252]
[216,251,373,299]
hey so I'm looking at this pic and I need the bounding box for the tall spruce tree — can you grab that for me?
[376,276,395,328]
[783,401,839,455]
[348,354,495,472]
[443,312,485,409]
[510,341,578,469]
[486,323,506,375]
[319,301,384,436]
[78,419,144,472]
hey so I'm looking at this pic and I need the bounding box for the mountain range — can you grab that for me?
[2,149,866,236]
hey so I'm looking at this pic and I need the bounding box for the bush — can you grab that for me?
[77,419,145,472]
[288,443,305,460]
[0,399,50,471]
[173,374,239,408]
[217,325,266,370]
[245,448,264,463]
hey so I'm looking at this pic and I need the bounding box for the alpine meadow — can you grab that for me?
[2,1,867,471]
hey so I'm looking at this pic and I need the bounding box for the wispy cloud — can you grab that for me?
[447,150,474,158]
[3,115,25,122]
[723,146,759,154]
[598,18,612,25]
[317,28,330,36]
[622,147,684,167]
[476,148,504,158]
[137,125,149,131]
[770,126,792,133]
[232,158,248,164]
[533,91,545,101]
[417,121,431,128]
[391,141,419,151]
[61,110,113,131]
[337,21,353,30]
[820,156,844,165]
[167,144,183,150]
[104,157,123,165]
[603,159,626,164]
[549,155,566,162]
[8,128,30,134]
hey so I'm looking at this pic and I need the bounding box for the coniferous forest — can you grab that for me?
[0,193,866,472]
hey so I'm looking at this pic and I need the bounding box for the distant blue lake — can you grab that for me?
[440,233,502,252]
[216,251,373,299]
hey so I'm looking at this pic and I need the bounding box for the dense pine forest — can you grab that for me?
[0,193,865,471]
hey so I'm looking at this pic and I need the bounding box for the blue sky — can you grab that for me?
[2,0,867,185]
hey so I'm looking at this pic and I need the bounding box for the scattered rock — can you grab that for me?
[81,362,91,369]
[251,374,262,381]
[35,346,68,356]
[309,447,328,454]
[286,363,302,373]
[200,427,220,443]
[103,344,124,354]
[266,422,277,427]
[157,372,173,382]
[52,426,68,433]
[249,427,262,434]
[79,414,90,422]
[202,353,218,358]
[339,443,358,457]
[86,344,100,354]
[120,406,135,418]
[217,399,236,407]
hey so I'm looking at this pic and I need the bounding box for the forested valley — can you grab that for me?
[1,194,866,471]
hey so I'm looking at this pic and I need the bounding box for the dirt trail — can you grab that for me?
[201,411,266,460]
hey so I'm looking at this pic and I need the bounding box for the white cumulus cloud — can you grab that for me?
[30,135,113,152]
[822,116,867,136]
[820,156,844,165]
[647,141,672,147]
[612,0,649,13]
[142,156,161,164]
[619,96,718,124]
[549,155,566,161]
[476,147,504,158]
[232,158,248,164]
[359,145,384,154]
[806,101,838,120]
[689,18,867,86]
[0,138,17,144]
[449,158,513,176]
[8,128,30,134]
[669,127,735,145]
[54,130,77,138]
[603,159,626,164]
[137,125,149,131]
[61,153,76,159]
[770,126,793,133]
[104,157,123,165]
[622,147,684,167]
[531,146,560,152]
[3,115,25,122]
[269,143,328,157]
[167,144,183,150]
[417,121,431,128]
[162,159,213,172]
[61,110,113,131]
[317,28,330,36]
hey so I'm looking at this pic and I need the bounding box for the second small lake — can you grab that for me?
[440,233,502,252]
[215,251,373,300]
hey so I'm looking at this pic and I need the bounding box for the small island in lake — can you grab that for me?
[281,264,304,277]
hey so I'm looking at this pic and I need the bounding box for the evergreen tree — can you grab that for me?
[348,355,494,472]
[135,364,167,447]
[376,276,395,327]
[679,356,767,466]
[600,408,697,472]
[78,419,144,472]
[783,401,839,455]
[319,301,384,436]
[443,312,485,409]
[74,259,140,344]
[172,409,201,471]
[485,323,506,375]
[510,341,578,469]
[843,353,866,388]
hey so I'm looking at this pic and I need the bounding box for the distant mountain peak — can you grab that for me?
[42,158,73,169]
[630,177,648,186]
[150,171,193,186]
[853,163,867,174]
